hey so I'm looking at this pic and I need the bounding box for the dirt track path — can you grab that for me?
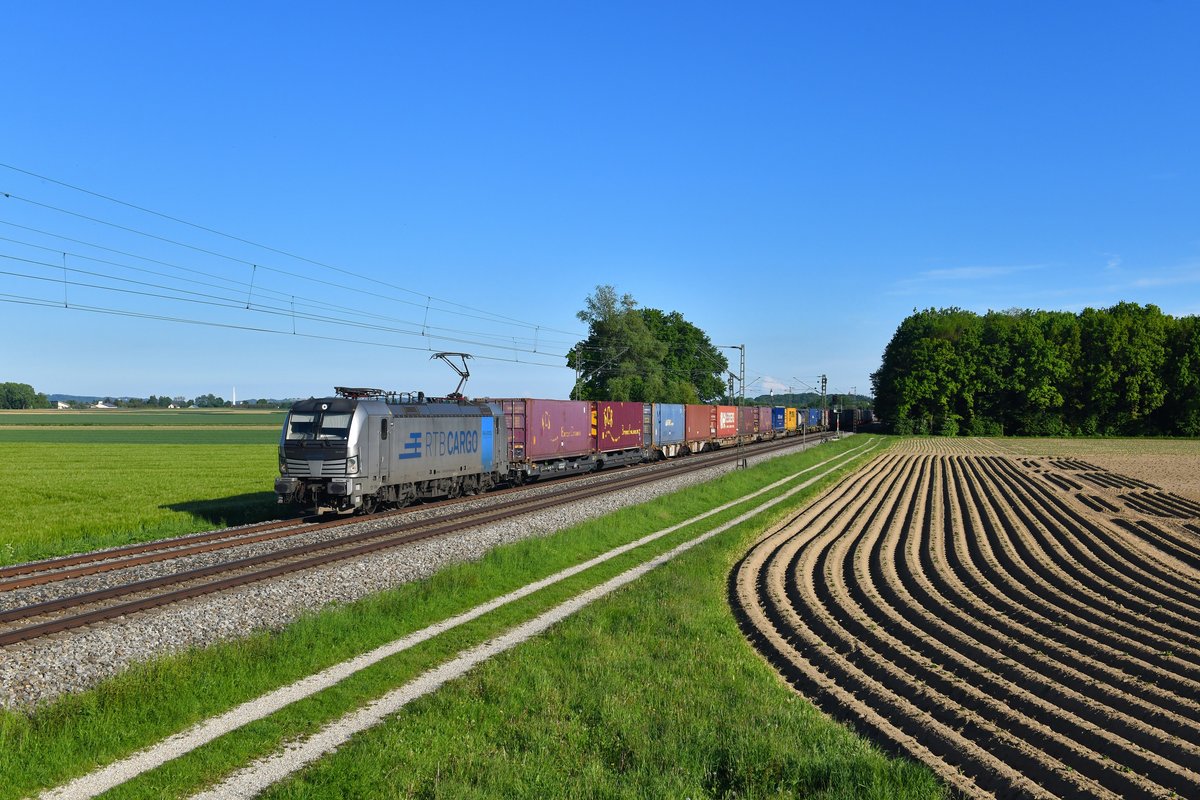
[732,441,1200,799]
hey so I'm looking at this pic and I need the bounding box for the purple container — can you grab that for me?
[596,401,646,453]
[496,398,593,461]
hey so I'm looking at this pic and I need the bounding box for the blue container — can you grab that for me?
[771,407,785,431]
[653,403,685,445]
[806,408,823,428]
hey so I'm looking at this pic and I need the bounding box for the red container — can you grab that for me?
[495,398,593,461]
[716,405,738,438]
[595,401,646,453]
[684,404,715,442]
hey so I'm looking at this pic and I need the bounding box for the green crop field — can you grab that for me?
[0,443,281,565]
[0,409,283,445]
[0,410,288,564]
[0,410,285,426]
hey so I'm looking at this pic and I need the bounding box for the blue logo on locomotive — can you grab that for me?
[399,431,423,460]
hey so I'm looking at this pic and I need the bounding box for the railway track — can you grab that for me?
[1,433,833,648]
[733,449,1200,799]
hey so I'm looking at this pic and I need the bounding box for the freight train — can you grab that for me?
[274,387,836,513]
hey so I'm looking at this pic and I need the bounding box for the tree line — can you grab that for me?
[871,302,1200,437]
[0,383,293,410]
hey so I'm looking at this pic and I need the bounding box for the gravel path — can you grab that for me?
[1,439,821,711]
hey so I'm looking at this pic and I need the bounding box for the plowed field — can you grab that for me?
[733,439,1200,799]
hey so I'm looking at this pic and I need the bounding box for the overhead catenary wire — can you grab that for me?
[2,189,584,337]
[0,252,574,358]
[0,162,581,336]
[0,233,576,351]
[0,293,567,369]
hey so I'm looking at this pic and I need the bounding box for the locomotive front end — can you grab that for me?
[275,395,365,512]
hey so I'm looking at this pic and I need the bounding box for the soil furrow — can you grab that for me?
[974,456,1200,648]
[796,456,1134,796]
[760,454,1069,797]
[988,458,1197,596]
[838,457,1195,794]
[1125,491,1200,520]
[735,440,1200,799]
[995,462,1200,591]
[892,460,1200,743]
[959,457,1200,698]
[1108,518,1200,572]
[933,458,1200,788]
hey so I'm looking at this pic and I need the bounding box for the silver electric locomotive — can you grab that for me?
[275,387,508,513]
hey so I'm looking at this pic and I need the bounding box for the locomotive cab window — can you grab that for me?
[285,411,352,441]
[285,412,318,440]
[316,412,352,440]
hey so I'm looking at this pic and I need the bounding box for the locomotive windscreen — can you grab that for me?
[285,411,352,441]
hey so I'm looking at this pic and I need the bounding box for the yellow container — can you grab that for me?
[785,407,798,431]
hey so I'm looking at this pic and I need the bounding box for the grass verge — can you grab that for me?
[0,435,943,799]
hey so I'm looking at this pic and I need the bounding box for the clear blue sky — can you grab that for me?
[2,2,1197,402]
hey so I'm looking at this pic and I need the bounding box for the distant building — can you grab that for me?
[93,402,117,409]
[56,401,70,409]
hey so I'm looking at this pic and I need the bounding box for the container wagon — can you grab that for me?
[492,398,593,481]
[737,406,757,439]
[594,400,649,467]
[717,405,739,442]
[652,403,686,458]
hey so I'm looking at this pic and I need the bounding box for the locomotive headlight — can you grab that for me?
[346,456,359,474]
